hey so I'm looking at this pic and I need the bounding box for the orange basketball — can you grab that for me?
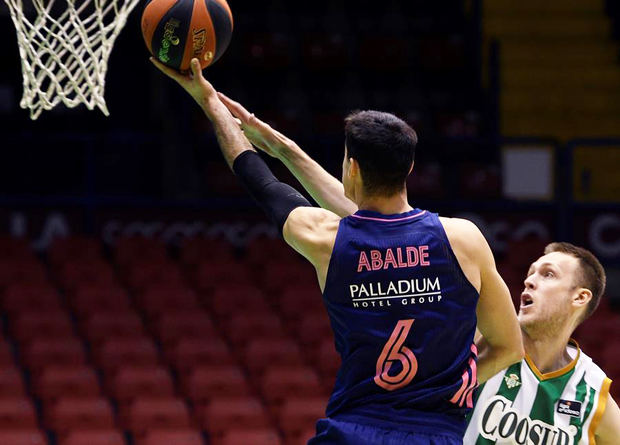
[141,0,233,71]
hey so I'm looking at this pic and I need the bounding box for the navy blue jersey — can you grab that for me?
[322,208,479,437]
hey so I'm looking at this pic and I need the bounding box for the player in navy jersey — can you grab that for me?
[152,58,524,444]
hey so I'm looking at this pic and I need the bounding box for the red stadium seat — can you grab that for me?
[58,260,117,291]
[285,427,316,445]
[496,262,523,309]
[211,285,271,317]
[106,365,175,404]
[314,339,341,382]
[0,338,15,365]
[0,259,48,288]
[600,340,620,372]
[153,310,217,346]
[197,396,271,435]
[12,310,74,343]
[192,262,254,293]
[611,379,620,402]
[136,286,200,319]
[21,337,86,371]
[277,397,327,439]
[180,237,235,266]
[70,285,132,317]
[296,314,333,348]
[223,311,287,346]
[94,337,159,373]
[49,236,102,268]
[0,236,35,261]
[260,366,325,407]
[260,263,318,294]
[244,338,304,376]
[3,283,62,314]
[0,397,38,428]
[181,365,252,405]
[505,236,549,271]
[115,237,168,269]
[165,337,235,373]
[125,262,185,293]
[120,397,192,435]
[277,288,324,321]
[0,430,47,445]
[137,429,205,445]
[33,365,100,402]
[244,236,295,266]
[44,397,115,433]
[59,429,126,445]
[214,428,283,445]
[0,365,26,396]
[457,163,501,199]
[590,299,616,320]
[81,311,145,345]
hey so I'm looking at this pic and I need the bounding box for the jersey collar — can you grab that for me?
[352,208,426,222]
[524,338,581,381]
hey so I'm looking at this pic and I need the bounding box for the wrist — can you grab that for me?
[200,95,223,118]
[279,141,303,162]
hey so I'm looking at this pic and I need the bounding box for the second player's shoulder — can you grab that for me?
[576,346,609,383]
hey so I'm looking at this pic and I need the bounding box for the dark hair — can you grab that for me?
[544,242,606,322]
[344,110,417,196]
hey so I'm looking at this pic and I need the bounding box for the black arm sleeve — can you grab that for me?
[232,150,312,235]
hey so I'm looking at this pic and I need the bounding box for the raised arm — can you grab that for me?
[442,218,524,383]
[150,58,252,167]
[218,93,358,217]
[151,58,340,284]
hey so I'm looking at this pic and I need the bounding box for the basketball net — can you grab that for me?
[3,0,140,119]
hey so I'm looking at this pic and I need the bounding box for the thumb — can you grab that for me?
[190,58,202,79]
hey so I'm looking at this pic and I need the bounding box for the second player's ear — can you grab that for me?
[408,162,415,175]
[572,288,592,310]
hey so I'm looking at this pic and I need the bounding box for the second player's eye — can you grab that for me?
[544,271,555,278]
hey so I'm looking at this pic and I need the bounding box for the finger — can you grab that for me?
[190,58,202,79]
[217,92,253,121]
[150,57,187,83]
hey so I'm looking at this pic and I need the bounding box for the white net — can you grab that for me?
[3,0,140,119]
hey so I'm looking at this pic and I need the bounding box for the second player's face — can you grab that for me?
[518,252,581,332]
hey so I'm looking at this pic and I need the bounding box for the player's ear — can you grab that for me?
[572,288,592,310]
[408,161,414,175]
[349,157,359,178]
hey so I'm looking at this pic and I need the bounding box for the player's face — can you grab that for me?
[518,252,581,333]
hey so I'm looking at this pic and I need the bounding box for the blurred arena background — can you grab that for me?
[0,0,619,444]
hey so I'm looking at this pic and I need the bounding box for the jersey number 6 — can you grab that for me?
[374,319,418,391]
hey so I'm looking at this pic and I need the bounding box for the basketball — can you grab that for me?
[141,0,233,72]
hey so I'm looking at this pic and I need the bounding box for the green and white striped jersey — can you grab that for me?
[464,340,611,445]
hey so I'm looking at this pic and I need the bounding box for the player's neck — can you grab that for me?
[357,189,412,215]
[522,327,574,375]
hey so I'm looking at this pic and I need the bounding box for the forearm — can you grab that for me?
[232,151,312,236]
[201,97,254,169]
[475,337,523,383]
[279,143,358,217]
